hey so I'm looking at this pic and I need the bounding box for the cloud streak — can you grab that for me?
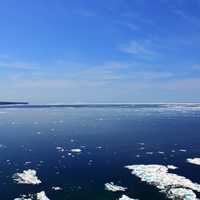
[119,40,158,58]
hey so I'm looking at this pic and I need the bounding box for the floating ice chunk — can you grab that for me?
[187,158,200,166]
[70,149,82,153]
[105,182,127,192]
[56,146,65,152]
[52,186,62,191]
[119,194,138,200]
[125,164,200,199]
[167,188,197,200]
[13,169,41,185]
[0,144,6,149]
[158,151,165,154]
[167,165,178,170]
[24,161,32,165]
[139,143,145,146]
[179,149,187,152]
[14,195,33,200]
[14,191,49,200]
[36,191,50,200]
[146,152,153,155]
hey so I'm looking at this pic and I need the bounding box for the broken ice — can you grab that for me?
[105,182,127,192]
[125,164,200,200]
[13,169,41,185]
[187,158,200,166]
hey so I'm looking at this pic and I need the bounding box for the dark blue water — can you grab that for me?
[0,105,200,200]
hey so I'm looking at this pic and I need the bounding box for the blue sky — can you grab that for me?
[1,0,200,103]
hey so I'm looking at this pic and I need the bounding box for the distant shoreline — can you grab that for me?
[0,102,200,109]
[0,102,29,105]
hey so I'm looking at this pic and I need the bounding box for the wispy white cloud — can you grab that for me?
[171,9,200,26]
[113,20,139,31]
[75,9,96,17]
[0,60,40,70]
[192,64,200,70]
[119,40,158,57]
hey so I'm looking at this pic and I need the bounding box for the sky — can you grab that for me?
[0,0,200,103]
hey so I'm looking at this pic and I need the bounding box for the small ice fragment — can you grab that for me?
[187,158,200,166]
[24,161,32,165]
[139,143,145,145]
[105,182,127,192]
[167,165,178,170]
[56,147,65,152]
[179,149,187,152]
[14,191,50,200]
[158,151,165,154]
[0,144,6,149]
[119,195,138,200]
[70,149,82,153]
[14,194,33,200]
[13,169,41,185]
[36,191,50,200]
[146,152,153,155]
[52,186,62,191]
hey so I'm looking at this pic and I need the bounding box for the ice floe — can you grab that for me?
[14,191,50,200]
[13,169,41,185]
[52,186,62,191]
[179,149,187,152]
[14,195,33,200]
[119,194,138,200]
[146,152,153,155]
[125,164,200,200]
[167,165,178,170]
[70,148,82,153]
[167,188,197,200]
[56,146,65,152]
[37,191,50,200]
[105,182,127,192]
[187,158,200,166]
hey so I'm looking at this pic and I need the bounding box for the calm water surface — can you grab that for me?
[0,105,200,200]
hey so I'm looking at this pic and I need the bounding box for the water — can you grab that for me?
[0,104,200,200]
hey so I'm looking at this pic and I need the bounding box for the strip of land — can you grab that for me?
[0,101,28,105]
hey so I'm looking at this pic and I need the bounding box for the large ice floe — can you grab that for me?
[14,191,50,200]
[105,182,127,192]
[13,169,41,185]
[125,164,200,200]
[119,194,138,200]
[187,158,200,166]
